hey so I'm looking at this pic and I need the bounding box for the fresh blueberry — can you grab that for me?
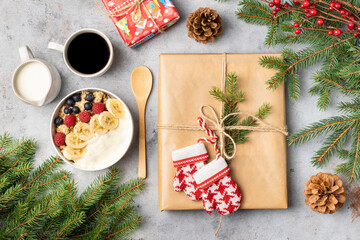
[66,98,75,106]
[72,106,80,114]
[64,107,72,114]
[84,102,92,110]
[72,94,81,102]
[85,93,94,102]
[54,117,63,126]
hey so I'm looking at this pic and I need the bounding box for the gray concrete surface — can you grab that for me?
[0,0,359,239]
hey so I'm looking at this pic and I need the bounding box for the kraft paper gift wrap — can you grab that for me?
[158,53,287,210]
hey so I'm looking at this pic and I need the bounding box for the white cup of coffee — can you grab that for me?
[48,28,114,78]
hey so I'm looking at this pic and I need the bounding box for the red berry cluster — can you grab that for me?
[269,0,289,15]
[300,0,318,18]
[289,0,360,37]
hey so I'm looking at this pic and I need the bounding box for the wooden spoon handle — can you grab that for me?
[138,102,146,179]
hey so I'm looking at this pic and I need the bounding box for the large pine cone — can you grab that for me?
[186,7,223,44]
[304,172,346,214]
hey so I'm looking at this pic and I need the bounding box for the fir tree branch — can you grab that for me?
[0,141,26,158]
[7,208,42,234]
[315,75,360,93]
[111,200,131,214]
[107,181,145,206]
[0,142,34,179]
[68,180,78,209]
[350,126,360,180]
[313,123,353,165]
[75,180,105,211]
[271,36,355,89]
[43,187,66,213]
[289,115,360,145]
[24,157,61,188]
[108,207,134,236]
[80,169,120,225]
[0,134,9,152]
[55,213,85,239]
[108,215,140,238]
[0,134,145,238]
[210,73,272,161]
[210,87,229,104]
[24,174,68,190]
[70,207,109,238]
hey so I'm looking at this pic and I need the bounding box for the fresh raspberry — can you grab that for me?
[53,132,66,146]
[64,115,76,127]
[92,103,105,114]
[79,111,91,123]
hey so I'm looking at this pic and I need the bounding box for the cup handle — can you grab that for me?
[19,46,34,63]
[48,42,65,53]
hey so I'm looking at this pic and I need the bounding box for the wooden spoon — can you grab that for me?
[131,66,153,179]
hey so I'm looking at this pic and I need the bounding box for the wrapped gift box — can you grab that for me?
[101,0,180,48]
[158,53,288,210]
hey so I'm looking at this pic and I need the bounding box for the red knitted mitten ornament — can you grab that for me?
[172,143,209,201]
[193,157,242,215]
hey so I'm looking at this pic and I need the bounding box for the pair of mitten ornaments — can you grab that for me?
[172,142,242,215]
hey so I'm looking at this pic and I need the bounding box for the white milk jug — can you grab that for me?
[12,46,62,107]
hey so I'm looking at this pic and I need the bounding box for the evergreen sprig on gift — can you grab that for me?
[237,0,360,181]
[210,73,272,161]
[0,133,145,239]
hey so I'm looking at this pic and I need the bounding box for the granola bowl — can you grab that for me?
[50,88,134,171]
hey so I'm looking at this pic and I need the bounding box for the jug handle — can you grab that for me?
[19,46,34,63]
[48,42,65,53]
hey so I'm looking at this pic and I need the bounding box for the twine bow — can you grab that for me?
[199,105,288,159]
[95,0,162,32]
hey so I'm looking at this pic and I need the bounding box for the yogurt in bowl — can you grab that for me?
[50,88,134,171]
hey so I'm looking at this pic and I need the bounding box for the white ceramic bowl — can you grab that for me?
[50,88,134,171]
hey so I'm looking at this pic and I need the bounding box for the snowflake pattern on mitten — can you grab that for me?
[172,143,208,201]
[202,175,242,215]
[173,161,206,200]
[193,157,242,215]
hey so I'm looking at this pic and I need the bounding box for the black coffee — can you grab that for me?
[67,33,110,74]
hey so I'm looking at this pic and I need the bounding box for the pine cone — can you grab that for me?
[186,7,223,44]
[304,172,347,214]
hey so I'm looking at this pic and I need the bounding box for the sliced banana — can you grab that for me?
[99,111,119,130]
[106,99,125,119]
[90,115,108,135]
[73,122,94,141]
[62,146,87,161]
[65,132,87,149]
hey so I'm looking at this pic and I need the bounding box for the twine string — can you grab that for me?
[218,53,227,157]
[157,105,288,160]
[95,0,162,32]
[214,215,223,237]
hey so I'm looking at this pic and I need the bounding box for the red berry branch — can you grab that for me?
[266,0,360,37]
